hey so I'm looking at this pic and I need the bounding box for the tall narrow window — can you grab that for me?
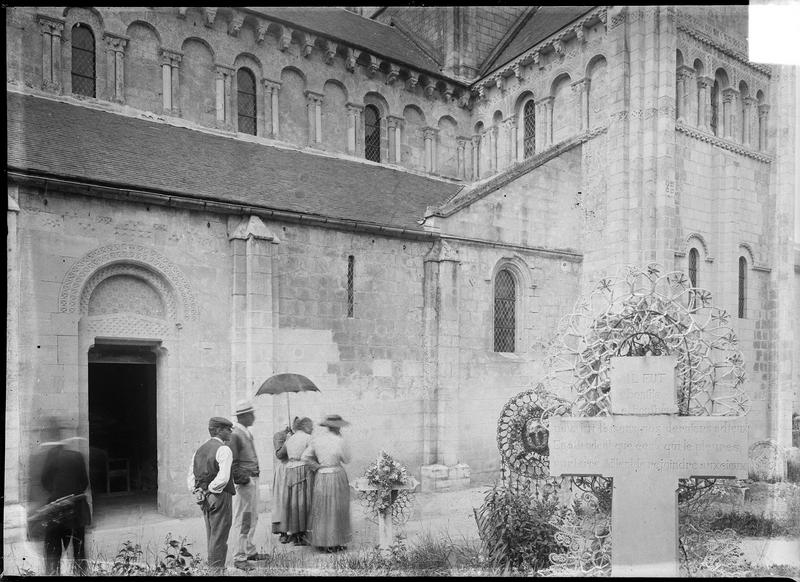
[237,68,257,135]
[710,81,719,136]
[347,255,355,318]
[71,24,96,98]
[364,105,381,162]
[494,269,516,352]
[523,100,536,158]
[738,256,747,318]
[688,248,699,309]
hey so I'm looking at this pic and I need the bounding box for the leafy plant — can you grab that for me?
[474,481,567,572]
[707,511,790,537]
[154,533,205,576]
[112,540,148,575]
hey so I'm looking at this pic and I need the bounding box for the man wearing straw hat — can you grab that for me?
[228,400,266,569]
[187,417,235,571]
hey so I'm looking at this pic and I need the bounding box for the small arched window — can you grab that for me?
[738,256,747,318]
[523,99,536,158]
[237,68,257,136]
[710,80,719,136]
[71,24,96,98]
[364,105,381,162]
[494,269,516,352]
[688,248,699,309]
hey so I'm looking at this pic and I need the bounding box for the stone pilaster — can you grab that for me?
[102,33,128,102]
[503,117,516,169]
[229,216,280,500]
[697,75,713,131]
[572,77,589,131]
[304,91,324,145]
[345,102,363,155]
[722,88,739,140]
[37,15,65,93]
[456,136,469,180]
[471,134,481,179]
[263,79,281,138]
[742,96,756,146]
[386,115,403,163]
[535,96,553,150]
[214,64,234,130]
[5,186,25,543]
[421,240,469,491]
[758,104,770,151]
[422,126,438,173]
[159,48,182,115]
[676,65,695,124]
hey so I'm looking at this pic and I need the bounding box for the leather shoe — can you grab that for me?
[247,553,268,561]
[233,560,254,570]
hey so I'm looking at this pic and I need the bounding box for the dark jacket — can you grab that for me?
[41,446,91,528]
[229,425,259,484]
[193,438,235,495]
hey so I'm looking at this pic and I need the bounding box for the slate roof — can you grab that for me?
[7,92,462,231]
[246,7,443,76]
[482,5,596,77]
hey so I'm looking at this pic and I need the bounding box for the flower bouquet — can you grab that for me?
[355,450,417,524]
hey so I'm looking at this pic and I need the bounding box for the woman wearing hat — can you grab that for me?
[301,414,351,552]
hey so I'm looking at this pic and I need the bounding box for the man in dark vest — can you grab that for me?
[229,399,266,569]
[187,417,235,571]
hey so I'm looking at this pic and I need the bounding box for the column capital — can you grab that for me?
[696,75,713,89]
[757,103,770,117]
[386,114,404,129]
[214,63,235,78]
[103,32,129,51]
[676,64,695,79]
[262,78,281,91]
[456,135,470,148]
[742,96,757,107]
[159,48,183,66]
[570,76,589,89]
[37,14,65,35]
[503,117,516,129]
[535,95,554,106]
[346,101,364,113]
[471,134,481,146]
[422,126,439,139]
[722,87,739,103]
[304,90,324,104]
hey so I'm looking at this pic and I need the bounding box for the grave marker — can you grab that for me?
[548,356,749,577]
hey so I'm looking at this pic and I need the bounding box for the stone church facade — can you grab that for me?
[5,5,798,539]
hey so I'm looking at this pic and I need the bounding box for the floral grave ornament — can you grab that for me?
[354,451,416,525]
[543,264,750,418]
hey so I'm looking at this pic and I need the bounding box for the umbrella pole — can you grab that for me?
[287,393,291,429]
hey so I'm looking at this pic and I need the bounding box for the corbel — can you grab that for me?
[177,7,188,19]
[423,78,436,99]
[228,10,245,37]
[204,7,217,28]
[256,22,269,43]
[345,47,361,72]
[385,63,400,85]
[513,62,524,83]
[302,33,316,58]
[366,54,380,77]
[278,25,292,51]
[324,39,338,64]
[405,70,419,91]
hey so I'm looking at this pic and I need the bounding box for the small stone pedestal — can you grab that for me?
[420,463,470,492]
[352,477,419,550]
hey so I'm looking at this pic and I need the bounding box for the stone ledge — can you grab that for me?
[420,463,471,492]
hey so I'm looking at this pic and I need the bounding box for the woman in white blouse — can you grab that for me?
[301,414,351,552]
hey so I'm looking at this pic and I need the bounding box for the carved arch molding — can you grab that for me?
[59,243,199,321]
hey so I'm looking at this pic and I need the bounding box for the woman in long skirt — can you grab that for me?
[271,425,291,543]
[301,414,351,552]
[283,417,315,545]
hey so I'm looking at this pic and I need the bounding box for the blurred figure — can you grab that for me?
[302,414,351,552]
[228,400,266,570]
[271,421,292,543]
[39,434,92,575]
[284,417,316,546]
[187,417,235,572]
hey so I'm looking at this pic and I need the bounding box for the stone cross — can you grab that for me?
[548,356,749,577]
[351,476,419,550]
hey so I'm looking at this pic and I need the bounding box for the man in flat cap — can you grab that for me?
[229,400,265,569]
[187,417,235,571]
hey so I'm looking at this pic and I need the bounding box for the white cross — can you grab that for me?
[548,356,749,577]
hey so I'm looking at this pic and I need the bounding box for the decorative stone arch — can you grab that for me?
[514,90,536,160]
[180,35,216,61]
[490,256,534,354]
[738,242,756,267]
[62,7,105,98]
[59,243,198,321]
[125,19,162,46]
[686,232,713,263]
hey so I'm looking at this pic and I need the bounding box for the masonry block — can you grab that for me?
[421,463,471,492]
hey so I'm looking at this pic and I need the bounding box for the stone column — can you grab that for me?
[456,136,469,180]
[103,33,127,102]
[488,126,497,174]
[535,97,553,150]
[214,64,234,129]
[37,15,65,93]
[304,91,324,145]
[572,77,589,131]
[228,215,280,502]
[676,65,694,124]
[422,126,438,173]
[345,102,363,155]
[263,79,281,138]
[503,118,516,168]
[722,88,738,140]
[471,134,480,179]
[159,48,182,115]
[758,104,770,150]
[697,76,712,131]
[421,240,469,491]
[5,186,25,543]
[742,96,755,146]
[387,115,403,163]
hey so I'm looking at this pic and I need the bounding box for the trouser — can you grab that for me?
[203,491,233,570]
[233,477,259,561]
[44,525,86,575]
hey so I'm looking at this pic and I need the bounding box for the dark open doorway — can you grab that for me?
[88,343,158,512]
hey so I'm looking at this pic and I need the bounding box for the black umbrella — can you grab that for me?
[255,373,320,425]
